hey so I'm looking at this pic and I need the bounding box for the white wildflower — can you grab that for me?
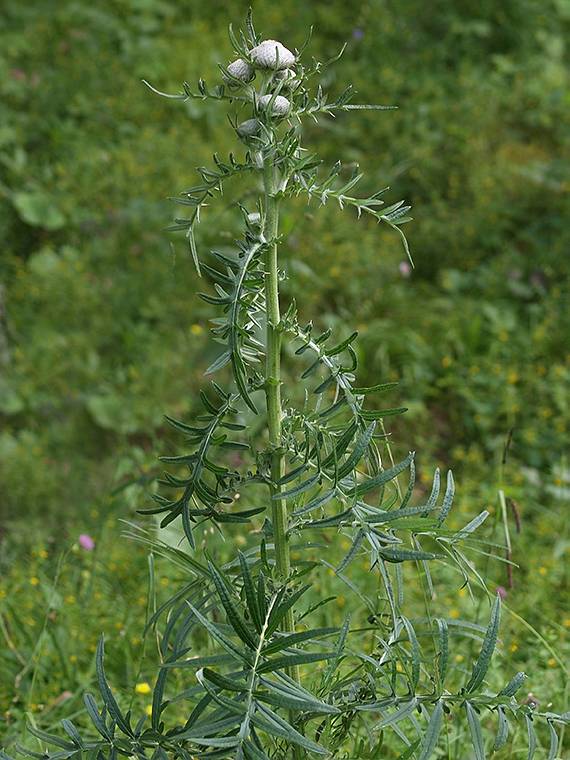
[224,58,255,83]
[250,39,295,70]
[257,94,291,117]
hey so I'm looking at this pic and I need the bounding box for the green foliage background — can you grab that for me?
[0,0,568,751]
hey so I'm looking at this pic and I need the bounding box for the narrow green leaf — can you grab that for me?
[26,726,75,751]
[359,407,407,421]
[253,703,328,754]
[435,618,449,688]
[208,561,258,649]
[186,602,253,665]
[465,702,485,760]
[257,652,335,674]
[547,720,559,760]
[256,676,339,714]
[452,510,489,542]
[292,489,336,518]
[60,720,83,748]
[465,595,500,693]
[238,551,263,633]
[276,473,320,501]
[327,331,358,356]
[151,666,168,731]
[336,422,376,479]
[262,627,337,655]
[205,351,232,375]
[396,741,421,760]
[351,452,414,497]
[336,529,365,573]
[497,671,527,697]
[401,616,421,690]
[95,637,133,737]
[200,667,246,692]
[400,454,416,509]
[417,700,443,760]
[493,707,509,751]
[266,585,311,637]
[83,693,111,740]
[322,615,350,686]
[525,714,537,760]
[352,382,399,395]
[436,470,455,525]
[379,547,440,563]
[375,699,418,730]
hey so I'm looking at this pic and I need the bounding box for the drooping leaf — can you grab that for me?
[525,714,537,760]
[465,595,501,693]
[493,707,509,751]
[252,703,328,754]
[546,720,559,760]
[208,560,258,649]
[375,699,418,730]
[95,637,133,737]
[465,701,486,760]
[417,700,443,760]
[186,602,253,665]
[435,618,449,689]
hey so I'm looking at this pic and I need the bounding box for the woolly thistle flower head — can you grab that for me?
[274,68,301,90]
[236,118,262,139]
[223,58,255,84]
[257,94,291,117]
[249,39,296,70]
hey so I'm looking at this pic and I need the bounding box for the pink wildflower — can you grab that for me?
[79,534,95,551]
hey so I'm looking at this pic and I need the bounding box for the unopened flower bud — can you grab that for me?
[224,58,255,84]
[274,68,300,90]
[236,118,261,138]
[250,39,295,70]
[247,212,261,226]
[258,94,291,117]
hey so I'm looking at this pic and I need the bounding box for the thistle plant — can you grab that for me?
[7,13,568,760]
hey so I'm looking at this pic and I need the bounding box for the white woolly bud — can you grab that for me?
[250,39,296,70]
[236,118,261,138]
[224,58,255,83]
[274,68,301,90]
[258,94,291,117]
[247,212,262,226]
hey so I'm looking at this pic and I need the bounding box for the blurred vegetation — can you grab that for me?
[0,0,568,751]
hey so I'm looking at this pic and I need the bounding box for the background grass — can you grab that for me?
[0,0,568,753]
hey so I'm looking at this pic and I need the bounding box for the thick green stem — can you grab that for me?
[263,146,302,760]
[262,158,299,638]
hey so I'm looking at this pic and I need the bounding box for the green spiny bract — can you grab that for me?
[12,11,568,760]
